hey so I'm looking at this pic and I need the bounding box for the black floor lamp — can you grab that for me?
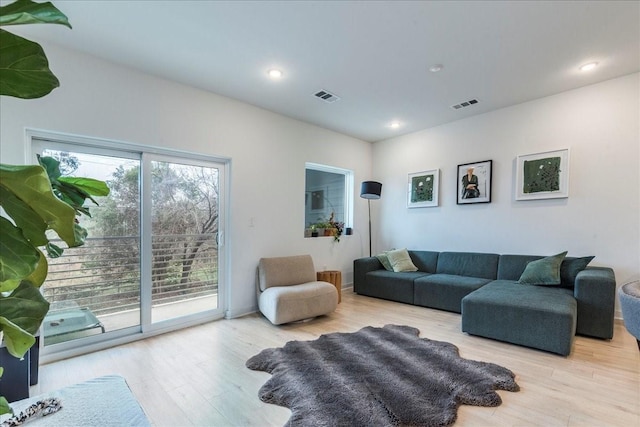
[360,181,382,257]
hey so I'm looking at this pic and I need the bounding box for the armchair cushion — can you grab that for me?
[258,255,316,291]
[257,255,338,325]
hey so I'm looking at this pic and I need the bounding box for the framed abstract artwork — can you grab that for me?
[407,169,439,208]
[516,149,569,200]
[457,160,492,204]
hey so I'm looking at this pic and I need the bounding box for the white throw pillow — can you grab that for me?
[386,248,418,272]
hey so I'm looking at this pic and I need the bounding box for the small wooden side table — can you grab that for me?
[317,270,342,303]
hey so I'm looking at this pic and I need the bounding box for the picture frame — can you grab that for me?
[516,149,569,200]
[310,189,325,210]
[457,160,492,204]
[407,169,439,208]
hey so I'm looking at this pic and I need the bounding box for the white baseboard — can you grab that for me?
[225,305,258,319]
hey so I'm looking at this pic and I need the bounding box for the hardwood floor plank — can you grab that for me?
[31,289,639,426]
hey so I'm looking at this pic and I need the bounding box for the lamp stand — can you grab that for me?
[368,199,372,257]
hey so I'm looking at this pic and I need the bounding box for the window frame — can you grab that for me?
[304,162,354,234]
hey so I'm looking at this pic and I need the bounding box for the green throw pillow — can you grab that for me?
[560,256,595,287]
[386,248,418,272]
[376,252,393,271]
[518,251,568,286]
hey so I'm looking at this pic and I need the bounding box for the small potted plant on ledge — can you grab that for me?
[328,212,345,242]
[309,214,345,241]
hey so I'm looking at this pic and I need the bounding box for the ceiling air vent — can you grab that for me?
[314,89,340,103]
[450,98,479,110]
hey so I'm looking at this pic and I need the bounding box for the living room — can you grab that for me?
[0,1,638,426]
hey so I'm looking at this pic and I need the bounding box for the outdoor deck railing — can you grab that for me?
[44,234,218,316]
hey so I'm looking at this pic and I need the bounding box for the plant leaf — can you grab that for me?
[23,248,47,287]
[0,248,44,292]
[0,217,39,284]
[0,29,60,99]
[0,0,71,28]
[0,184,48,246]
[59,177,111,197]
[45,242,62,258]
[74,223,88,245]
[0,316,35,359]
[0,163,78,246]
[0,395,12,416]
[37,154,62,181]
[0,281,49,339]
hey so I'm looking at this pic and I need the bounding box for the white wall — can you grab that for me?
[373,73,640,317]
[0,44,374,318]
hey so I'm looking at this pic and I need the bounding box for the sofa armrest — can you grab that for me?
[354,257,383,293]
[574,267,616,339]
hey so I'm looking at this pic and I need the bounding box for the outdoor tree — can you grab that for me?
[90,161,219,295]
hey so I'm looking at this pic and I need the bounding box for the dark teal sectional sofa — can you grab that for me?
[353,251,616,356]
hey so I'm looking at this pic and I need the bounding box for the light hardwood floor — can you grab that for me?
[31,289,639,426]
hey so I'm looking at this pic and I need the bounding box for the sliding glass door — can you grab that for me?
[147,157,221,324]
[32,134,226,352]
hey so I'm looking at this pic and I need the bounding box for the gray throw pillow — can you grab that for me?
[518,251,567,286]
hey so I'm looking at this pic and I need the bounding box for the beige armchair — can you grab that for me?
[257,255,338,325]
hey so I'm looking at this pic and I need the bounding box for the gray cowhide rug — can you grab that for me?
[246,324,519,426]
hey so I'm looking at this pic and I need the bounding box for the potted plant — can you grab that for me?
[312,213,345,242]
[328,213,345,242]
[0,0,109,414]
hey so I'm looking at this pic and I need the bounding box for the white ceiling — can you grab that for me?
[10,0,640,142]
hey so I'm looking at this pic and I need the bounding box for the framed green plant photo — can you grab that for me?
[516,149,570,200]
[408,169,439,208]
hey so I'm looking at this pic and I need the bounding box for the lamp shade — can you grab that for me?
[360,181,382,199]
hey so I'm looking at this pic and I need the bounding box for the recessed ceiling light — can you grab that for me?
[429,64,444,73]
[579,62,598,72]
[268,69,283,79]
[389,121,401,129]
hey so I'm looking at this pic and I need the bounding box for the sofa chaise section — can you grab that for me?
[461,280,577,355]
[492,254,615,339]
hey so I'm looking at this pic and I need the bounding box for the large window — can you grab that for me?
[304,163,353,237]
[30,131,227,356]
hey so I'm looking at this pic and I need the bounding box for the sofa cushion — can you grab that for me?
[560,256,595,287]
[386,248,418,272]
[362,270,428,304]
[462,280,577,355]
[414,274,492,313]
[518,251,567,286]
[436,252,499,280]
[408,251,440,273]
[497,255,544,280]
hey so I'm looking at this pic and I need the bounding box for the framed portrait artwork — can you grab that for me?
[457,160,492,204]
[516,149,569,200]
[407,169,439,208]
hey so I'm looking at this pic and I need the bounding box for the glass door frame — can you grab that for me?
[141,153,227,331]
[27,129,229,362]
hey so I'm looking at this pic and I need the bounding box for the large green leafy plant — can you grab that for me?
[0,0,70,98]
[0,0,109,415]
